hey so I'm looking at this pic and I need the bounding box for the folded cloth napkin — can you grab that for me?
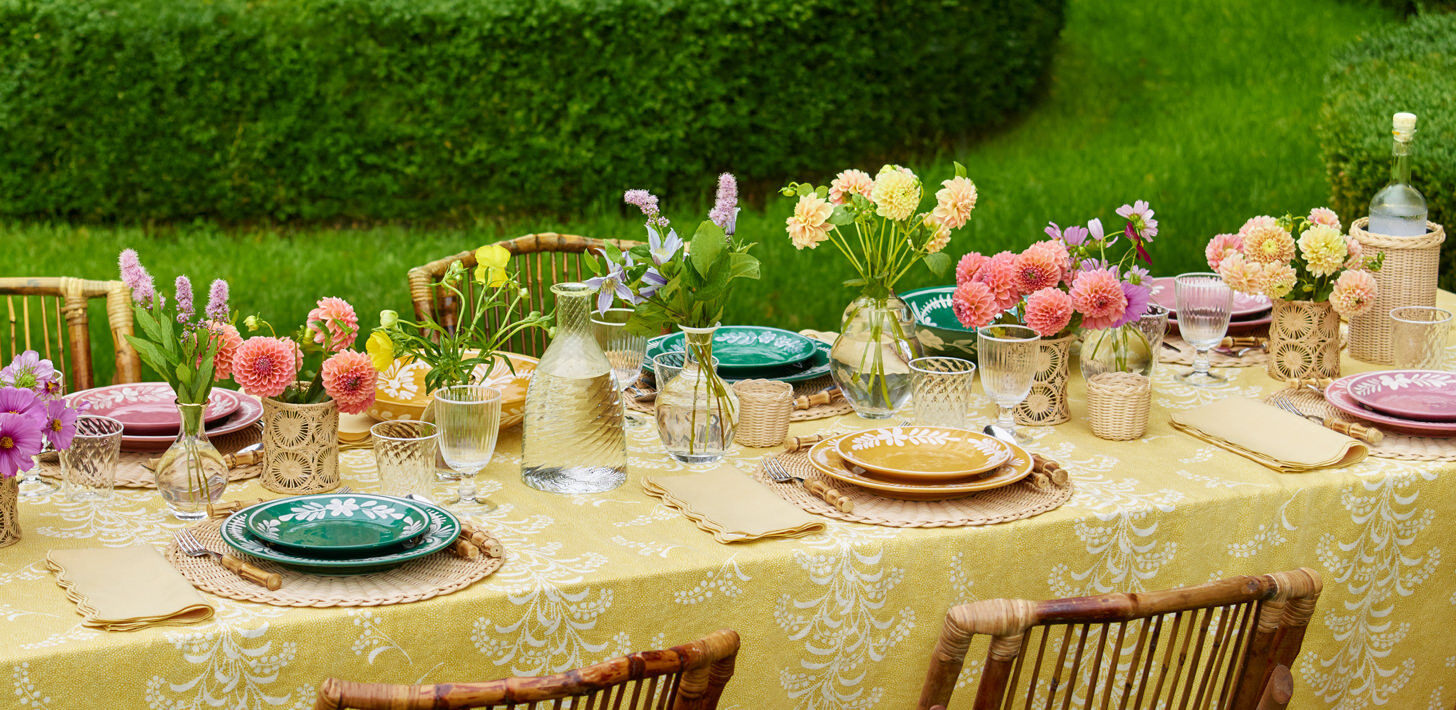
[47,545,214,631]
[643,465,825,543]
[1169,397,1368,473]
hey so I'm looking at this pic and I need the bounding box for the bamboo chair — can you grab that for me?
[0,277,142,391]
[917,568,1322,710]
[407,233,642,358]
[313,629,739,710]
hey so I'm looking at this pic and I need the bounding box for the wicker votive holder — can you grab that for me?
[1086,372,1151,441]
[732,379,793,448]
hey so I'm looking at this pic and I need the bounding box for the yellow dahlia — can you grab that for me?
[1242,222,1295,265]
[931,176,977,230]
[924,215,951,254]
[786,193,834,250]
[1297,224,1348,277]
[870,165,921,221]
[1262,263,1297,299]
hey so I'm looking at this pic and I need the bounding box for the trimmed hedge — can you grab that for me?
[0,0,1065,222]
[1320,12,1456,288]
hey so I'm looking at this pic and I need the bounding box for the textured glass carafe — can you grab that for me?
[655,325,739,464]
[521,283,627,493]
[154,401,228,520]
[830,293,918,419]
[1369,113,1428,237]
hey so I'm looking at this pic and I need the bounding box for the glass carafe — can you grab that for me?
[521,283,628,493]
[655,325,739,464]
[154,401,228,520]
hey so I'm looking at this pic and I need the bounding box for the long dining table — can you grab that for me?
[3,297,1455,710]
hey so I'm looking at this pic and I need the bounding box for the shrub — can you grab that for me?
[0,0,1066,222]
[1320,12,1456,287]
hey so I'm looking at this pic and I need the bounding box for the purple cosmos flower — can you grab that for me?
[1062,225,1089,247]
[709,173,739,236]
[119,249,156,306]
[206,279,230,321]
[648,227,684,266]
[1113,280,1152,328]
[0,411,45,478]
[0,352,58,394]
[583,259,636,313]
[1088,217,1114,246]
[1044,222,1062,241]
[1116,200,1158,242]
[175,275,194,323]
[42,399,77,450]
[1125,265,1150,285]
[0,387,39,417]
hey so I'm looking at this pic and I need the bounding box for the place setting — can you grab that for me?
[1151,275,1274,368]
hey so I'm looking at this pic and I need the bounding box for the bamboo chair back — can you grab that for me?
[407,233,642,358]
[313,629,739,710]
[0,277,142,391]
[917,568,1322,710]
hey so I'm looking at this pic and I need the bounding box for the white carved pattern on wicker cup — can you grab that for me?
[1015,335,1071,426]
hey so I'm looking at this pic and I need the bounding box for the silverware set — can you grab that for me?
[1267,391,1383,445]
[762,458,854,513]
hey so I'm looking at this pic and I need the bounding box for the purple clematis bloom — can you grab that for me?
[648,227,683,266]
[639,267,667,300]
[0,411,45,478]
[583,259,636,313]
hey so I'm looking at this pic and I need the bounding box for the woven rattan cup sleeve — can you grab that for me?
[732,380,793,447]
[1086,372,1151,441]
[1348,217,1446,365]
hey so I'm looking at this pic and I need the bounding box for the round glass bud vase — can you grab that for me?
[830,293,919,419]
[154,401,228,521]
[1078,304,1170,381]
[656,325,739,464]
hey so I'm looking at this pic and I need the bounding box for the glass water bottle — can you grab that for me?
[1368,112,1428,237]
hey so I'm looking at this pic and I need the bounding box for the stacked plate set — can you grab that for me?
[1147,276,1273,336]
[804,426,1034,500]
[645,326,829,383]
[1322,370,1456,436]
[64,383,264,452]
[220,493,461,575]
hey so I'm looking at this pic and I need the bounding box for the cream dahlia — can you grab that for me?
[307,297,359,352]
[1242,222,1296,265]
[828,169,874,205]
[321,350,378,415]
[931,176,977,230]
[1330,270,1378,317]
[1344,236,1365,269]
[1238,215,1278,238]
[869,165,921,221]
[232,337,301,398]
[923,216,951,254]
[1069,269,1128,330]
[1216,253,1267,296]
[1261,263,1297,299]
[951,281,998,329]
[786,193,834,250]
[1297,224,1348,277]
[1024,288,1074,337]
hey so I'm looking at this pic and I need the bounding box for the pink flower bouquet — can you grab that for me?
[1205,208,1381,317]
[231,297,380,414]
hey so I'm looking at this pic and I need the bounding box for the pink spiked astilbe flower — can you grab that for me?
[205,279,230,321]
[307,297,359,353]
[1069,269,1128,330]
[232,337,301,398]
[119,249,156,305]
[1205,233,1244,271]
[0,411,45,478]
[973,251,1022,313]
[708,173,739,235]
[1024,288,1074,337]
[1330,270,1378,318]
[321,350,378,415]
[951,281,998,329]
[174,275,194,323]
[955,252,989,285]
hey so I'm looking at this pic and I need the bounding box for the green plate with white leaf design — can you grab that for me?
[652,326,818,371]
[242,493,434,554]
[223,496,461,575]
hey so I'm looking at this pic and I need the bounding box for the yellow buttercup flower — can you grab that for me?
[474,244,512,287]
[365,331,395,372]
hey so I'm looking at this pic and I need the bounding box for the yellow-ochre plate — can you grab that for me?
[369,352,536,429]
[810,433,1032,500]
[833,426,1012,481]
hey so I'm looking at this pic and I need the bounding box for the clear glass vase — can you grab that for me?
[830,293,918,419]
[1078,305,1169,380]
[521,283,628,493]
[154,401,228,521]
[655,325,739,464]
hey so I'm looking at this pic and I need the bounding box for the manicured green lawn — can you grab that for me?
[3,0,1395,385]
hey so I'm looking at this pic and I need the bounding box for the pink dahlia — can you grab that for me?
[208,322,243,380]
[307,297,359,352]
[1344,236,1365,269]
[1330,270,1378,318]
[931,176,978,230]
[951,281,998,329]
[1217,253,1267,296]
[42,398,77,450]
[1069,269,1128,330]
[1205,233,1244,271]
[321,350,378,415]
[1308,207,1342,233]
[232,337,301,398]
[955,252,989,285]
[828,169,874,205]
[973,251,1021,313]
[1012,246,1062,294]
[1238,215,1278,239]
[1024,288,1074,337]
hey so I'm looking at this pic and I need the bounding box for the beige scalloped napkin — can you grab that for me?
[47,545,214,631]
[1170,397,1368,473]
[643,465,825,543]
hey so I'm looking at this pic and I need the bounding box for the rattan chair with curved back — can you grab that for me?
[917,568,1322,710]
[0,277,142,391]
[313,629,739,710]
[407,233,642,358]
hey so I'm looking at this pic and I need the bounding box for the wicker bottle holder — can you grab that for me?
[1015,334,1073,426]
[1347,217,1446,365]
[1085,372,1151,441]
[1266,299,1341,381]
[0,476,19,548]
[260,396,340,495]
[731,379,793,448]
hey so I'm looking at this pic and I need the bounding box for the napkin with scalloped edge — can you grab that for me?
[1169,397,1368,473]
[47,545,214,631]
[643,465,825,543]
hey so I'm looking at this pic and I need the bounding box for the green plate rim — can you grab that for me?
[651,326,818,371]
[222,498,461,574]
[901,285,975,333]
[647,337,831,383]
[242,493,434,553]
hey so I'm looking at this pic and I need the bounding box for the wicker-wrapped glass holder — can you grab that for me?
[0,475,19,548]
[1085,372,1151,441]
[1015,333,1073,426]
[731,379,793,448]
[1347,217,1446,365]
[1267,299,1341,381]
[260,396,340,494]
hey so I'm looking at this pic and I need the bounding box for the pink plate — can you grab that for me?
[115,392,263,452]
[1324,377,1456,435]
[67,384,240,434]
[1149,276,1271,319]
[1344,370,1456,422]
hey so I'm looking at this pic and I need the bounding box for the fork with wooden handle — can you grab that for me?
[763,458,854,514]
[174,529,282,590]
[1270,396,1384,445]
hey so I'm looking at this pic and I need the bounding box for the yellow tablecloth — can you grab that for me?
[3,313,1455,709]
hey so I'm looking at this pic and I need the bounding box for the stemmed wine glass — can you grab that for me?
[433,385,502,511]
[1174,272,1234,387]
[592,307,649,426]
[977,325,1040,443]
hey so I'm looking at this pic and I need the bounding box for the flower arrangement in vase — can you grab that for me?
[780,163,974,418]
[1207,208,1382,380]
[0,351,79,544]
[588,173,760,462]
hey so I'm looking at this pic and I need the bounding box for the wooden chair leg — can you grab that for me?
[1254,664,1293,710]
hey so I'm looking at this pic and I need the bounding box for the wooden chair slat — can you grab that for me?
[0,277,139,390]
[1096,621,1128,710]
[1217,602,1257,708]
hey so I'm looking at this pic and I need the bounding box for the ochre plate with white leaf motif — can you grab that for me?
[833,427,1012,480]
[808,433,1032,500]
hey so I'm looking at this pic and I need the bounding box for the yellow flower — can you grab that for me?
[365,331,395,372]
[924,215,951,254]
[870,165,922,221]
[1297,224,1348,277]
[1261,262,1297,299]
[786,193,834,250]
[474,244,512,287]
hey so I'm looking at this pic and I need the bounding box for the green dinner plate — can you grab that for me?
[647,337,831,383]
[651,326,817,371]
[222,499,460,575]
[243,493,432,553]
[901,286,978,360]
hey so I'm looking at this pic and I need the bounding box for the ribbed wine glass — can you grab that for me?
[433,385,502,511]
[977,325,1040,443]
[592,307,649,426]
[1174,272,1233,387]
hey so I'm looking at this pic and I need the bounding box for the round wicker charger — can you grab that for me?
[38,424,263,488]
[1086,373,1151,441]
[1265,387,1456,462]
[757,453,1072,528]
[164,518,504,607]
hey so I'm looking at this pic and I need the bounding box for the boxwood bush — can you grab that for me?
[1320,12,1456,287]
[0,0,1065,222]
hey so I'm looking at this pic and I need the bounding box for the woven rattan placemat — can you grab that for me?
[1159,336,1267,368]
[38,424,263,488]
[1265,387,1456,462]
[163,517,504,608]
[626,375,853,422]
[756,452,1073,528]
